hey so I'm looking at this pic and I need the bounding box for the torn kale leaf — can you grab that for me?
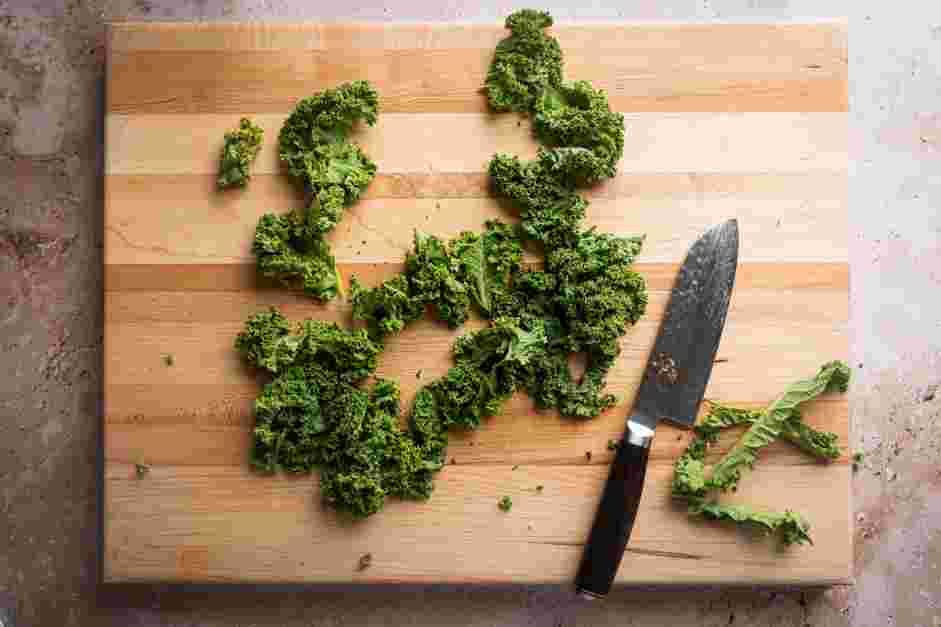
[671,362,849,546]
[278,80,379,214]
[217,117,264,190]
[534,81,624,182]
[252,212,341,301]
[450,220,523,317]
[405,231,470,328]
[237,312,446,519]
[250,82,378,302]
[350,274,424,339]
[485,9,562,113]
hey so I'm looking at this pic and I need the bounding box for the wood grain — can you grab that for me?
[106,112,848,176]
[105,462,851,584]
[104,21,849,585]
[107,22,847,113]
[105,172,848,264]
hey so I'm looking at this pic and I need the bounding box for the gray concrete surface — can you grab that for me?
[0,0,938,625]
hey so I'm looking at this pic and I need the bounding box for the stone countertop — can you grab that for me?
[1,1,937,626]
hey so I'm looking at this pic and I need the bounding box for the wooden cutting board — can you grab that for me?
[103,20,849,585]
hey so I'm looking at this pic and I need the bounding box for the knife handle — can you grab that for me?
[574,418,654,599]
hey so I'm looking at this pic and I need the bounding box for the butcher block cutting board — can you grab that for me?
[103,20,849,585]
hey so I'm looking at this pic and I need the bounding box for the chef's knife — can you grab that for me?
[574,219,739,599]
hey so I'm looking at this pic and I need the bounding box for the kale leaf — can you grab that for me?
[217,117,264,190]
[707,360,850,492]
[671,361,850,546]
[278,80,379,214]
[451,220,523,317]
[249,82,379,302]
[485,9,562,113]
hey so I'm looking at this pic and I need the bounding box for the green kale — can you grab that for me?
[534,81,624,182]
[238,315,448,518]
[485,10,562,113]
[852,451,865,472]
[707,361,850,492]
[349,231,472,337]
[405,231,470,328]
[488,151,587,248]
[233,308,294,373]
[217,117,264,190]
[671,362,850,546]
[235,9,651,518]
[498,495,514,512]
[350,274,424,338]
[252,212,340,301]
[250,82,378,302]
[450,220,523,317]
[278,80,379,216]
[692,502,812,546]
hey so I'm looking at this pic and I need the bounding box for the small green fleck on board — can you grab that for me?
[498,496,513,512]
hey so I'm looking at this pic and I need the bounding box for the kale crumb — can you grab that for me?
[416,369,423,380]
[607,439,619,451]
[135,463,149,479]
[852,451,865,472]
[162,353,174,367]
[498,496,513,512]
[357,553,373,571]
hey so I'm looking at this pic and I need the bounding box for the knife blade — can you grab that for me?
[574,219,739,599]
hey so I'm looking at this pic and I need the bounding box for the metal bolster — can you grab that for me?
[625,418,655,449]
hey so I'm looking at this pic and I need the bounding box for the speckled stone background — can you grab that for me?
[1,1,937,626]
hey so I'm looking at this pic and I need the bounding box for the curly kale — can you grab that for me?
[236,312,446,518]
[236,10,651,518]
[249,82,379,302]
[671,362,850,546]
[350,274,424,338]
[485,9,562,113]
[278,80,379,215]
[252,212,341,301]
[351,221,525,338]
[450,220,523,317]
[217,117,264,190]
[431,317,548,428]
[534,81,624,182]
[405,232,470,328]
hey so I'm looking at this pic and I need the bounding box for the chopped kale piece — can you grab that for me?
[217,117,263,189]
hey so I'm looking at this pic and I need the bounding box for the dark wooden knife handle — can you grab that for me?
[574,419,653,599]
